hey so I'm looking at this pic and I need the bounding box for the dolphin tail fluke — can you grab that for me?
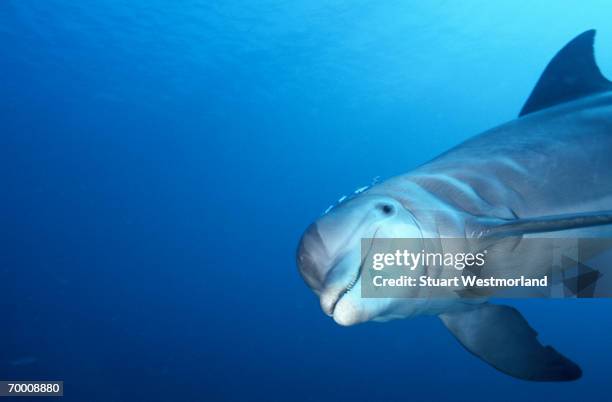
[439,304,582,381]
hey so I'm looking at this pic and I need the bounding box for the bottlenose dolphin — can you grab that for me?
[297,30,612,381]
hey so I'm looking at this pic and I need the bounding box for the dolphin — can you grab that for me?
[296,30,612,381]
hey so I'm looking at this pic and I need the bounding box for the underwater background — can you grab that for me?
[2,1,612,401]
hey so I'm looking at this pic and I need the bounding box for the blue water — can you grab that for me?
[2,1,612,401]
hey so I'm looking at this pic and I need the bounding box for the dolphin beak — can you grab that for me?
[296,223,328,293]
[298,227,367,317]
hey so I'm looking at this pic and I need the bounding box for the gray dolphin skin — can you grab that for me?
[297,30,612,381]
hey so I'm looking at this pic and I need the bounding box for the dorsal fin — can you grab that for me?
[519,30,612,117]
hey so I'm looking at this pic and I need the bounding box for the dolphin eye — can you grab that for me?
[377,203,395,215]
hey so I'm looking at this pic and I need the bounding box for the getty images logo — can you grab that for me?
[371,249,488,271]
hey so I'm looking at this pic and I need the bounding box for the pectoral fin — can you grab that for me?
[439,304,581,381]
[476,210,612,238]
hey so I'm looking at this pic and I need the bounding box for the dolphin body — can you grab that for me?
[296,30,612,381]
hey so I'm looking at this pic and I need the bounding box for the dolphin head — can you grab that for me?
[297,193,424,326]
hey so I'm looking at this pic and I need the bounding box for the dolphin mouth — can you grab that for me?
[327,256,365,316]
[327,230,378,316]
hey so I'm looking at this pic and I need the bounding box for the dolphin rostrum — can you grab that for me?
[296,30,612,381]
